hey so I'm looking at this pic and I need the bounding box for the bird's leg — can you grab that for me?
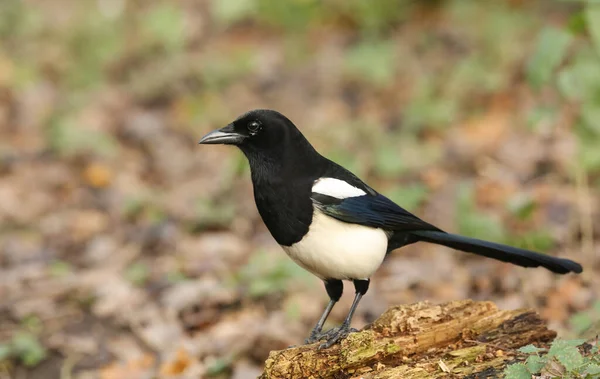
[305,299,335,344]
[305,280,342,344]
[319,279,369,349]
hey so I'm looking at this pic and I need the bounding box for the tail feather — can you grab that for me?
[411,230,582,274]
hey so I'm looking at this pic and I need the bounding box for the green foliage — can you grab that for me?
[504,363,531,379]
[212,0,412,36]
[326,148,364,178]
[200,49,258,90]
[506,229,555,252]
[456,184,506,243]
[530,2,600,175]
[403,78,459,132]
[386,183,429,212]
[526,106,558,132]
[212,0,257,25]
[505,339,599,379]
[142,3,186,53]
[235,251,312,298]
[548,339,586,372]
[344,40,396,87]
[124,262,151,286]
[49,260,73,278]
[527,27,573,89]
[0,0,40,41]
[194,197,236,230]
[506,194,537,221]
[585,4,600,52]
[569,300,600,336]
[0,332,47,367]
[65,10,125,90]
[519,344,546,354]
[373,135,442,177]
[334,0,412,36]
[206,355,234,376]
[47,113,119,158]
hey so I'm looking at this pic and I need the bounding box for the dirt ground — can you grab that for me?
[0,1,598,378]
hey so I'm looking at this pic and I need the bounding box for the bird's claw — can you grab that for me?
[304,329,325,344]
[317,325,358,349]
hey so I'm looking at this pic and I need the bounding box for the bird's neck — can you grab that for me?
[243,140,324,186]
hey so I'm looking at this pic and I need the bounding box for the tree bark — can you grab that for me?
[261,300,557,379]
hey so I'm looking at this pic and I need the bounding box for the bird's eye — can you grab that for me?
[248,121,262,135]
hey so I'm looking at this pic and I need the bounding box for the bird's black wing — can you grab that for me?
[311,192,441,233]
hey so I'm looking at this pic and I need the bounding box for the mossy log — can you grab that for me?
[261,300,557,378]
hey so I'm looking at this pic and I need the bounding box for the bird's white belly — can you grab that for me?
[281,209,388,280]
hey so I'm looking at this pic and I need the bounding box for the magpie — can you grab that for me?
[199,109,583,349]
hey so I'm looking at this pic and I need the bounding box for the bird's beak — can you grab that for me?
[198,124,245,145]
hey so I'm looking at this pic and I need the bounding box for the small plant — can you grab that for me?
[0,317,47,368]
[504,339,600,379]
[124,262,151,286]
[569,301,600,337]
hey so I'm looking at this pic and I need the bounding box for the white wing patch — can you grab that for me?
[312,177,366,199]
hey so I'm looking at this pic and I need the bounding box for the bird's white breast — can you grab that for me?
[282,209,388,280]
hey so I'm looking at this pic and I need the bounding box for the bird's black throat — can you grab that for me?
[239,137,324,247]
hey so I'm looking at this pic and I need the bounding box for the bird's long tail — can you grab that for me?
[410,230,582,274]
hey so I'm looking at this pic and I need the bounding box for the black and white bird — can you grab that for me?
[199,109,583,348]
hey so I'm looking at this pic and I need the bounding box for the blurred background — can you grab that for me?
[0,0,599,378]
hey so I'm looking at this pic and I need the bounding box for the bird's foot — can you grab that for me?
[317,324,358,349]
[304,328,326,344]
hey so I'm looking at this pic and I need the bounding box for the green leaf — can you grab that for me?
[124,262,150,286]
[386,184,428,212]
[206,357,232,376]
[212,0,256,24]
[507,194,536,220]
[578,132,600,173]
[519,344,546,354]
[527,27,573,88]
[143,3,185,52]
[326,148,363,177]
[557,50,600,102]
[374,144,406,177]
[548,339,586,372]
[525,355,546,374]
[457,184,506,243]
[503,363,532,379]
[553,346,584,372]
[569,312,594,335]
[49,260,72,278]
[507,229,554,252]
[581,103,600,136]
[0,343,12,361]
[526,106,557,132]
[585,3,600,53]
[586,363,600,375]
[344,40,396,86]
[549,339,587,350]
[11,332,46,367]
[47,115,118,158]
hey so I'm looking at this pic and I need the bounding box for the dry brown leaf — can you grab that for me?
[83,162,113,188]
[159,348,193,376]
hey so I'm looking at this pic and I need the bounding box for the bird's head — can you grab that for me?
[199,109,298,150]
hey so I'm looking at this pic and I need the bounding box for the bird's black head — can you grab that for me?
[199,109,316,160]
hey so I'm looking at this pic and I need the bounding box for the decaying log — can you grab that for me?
[261,300,558,378]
